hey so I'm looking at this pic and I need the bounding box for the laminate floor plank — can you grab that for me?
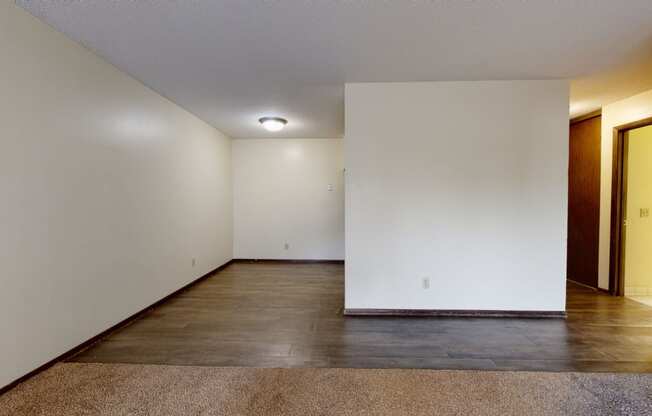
[70,262,652,372]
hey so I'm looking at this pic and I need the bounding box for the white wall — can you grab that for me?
[345,81,569,311]
[0,3,232,388]
[598,89,652,289]
[233,139,344,260]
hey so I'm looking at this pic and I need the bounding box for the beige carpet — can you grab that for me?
[1,363,650,415]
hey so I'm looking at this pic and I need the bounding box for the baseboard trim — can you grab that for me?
[567,279,598,291]
[232,259,344,264]
[567,279,613,295]
[0,259,234,397]
[343,309,567,319]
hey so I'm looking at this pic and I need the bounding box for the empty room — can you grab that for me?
[2,1,652,415]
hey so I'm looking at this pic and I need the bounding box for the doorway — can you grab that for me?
[609,118,652,301]
[567,113,601,288]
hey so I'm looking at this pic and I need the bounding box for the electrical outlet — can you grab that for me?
[422,277,430,290]
[641,208,650,218]
[192,258,196,267]
[328,184,333,191]
[284,243,289,250]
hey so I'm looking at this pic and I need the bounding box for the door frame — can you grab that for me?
[609,116,652,295]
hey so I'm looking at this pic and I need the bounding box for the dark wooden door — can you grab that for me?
[567,115,601,287]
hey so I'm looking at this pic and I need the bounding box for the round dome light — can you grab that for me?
[259,117,287,132]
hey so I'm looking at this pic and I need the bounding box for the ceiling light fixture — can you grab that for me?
[259,117,287,132]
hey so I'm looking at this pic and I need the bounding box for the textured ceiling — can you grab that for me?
[18,0,652,138]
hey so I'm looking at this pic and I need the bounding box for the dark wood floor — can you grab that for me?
[71,262,652,372]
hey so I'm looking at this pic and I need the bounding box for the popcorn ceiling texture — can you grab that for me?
[1,363,651,415]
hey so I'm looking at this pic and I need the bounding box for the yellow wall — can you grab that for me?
[624,125,652,295]
[598,89,652,289]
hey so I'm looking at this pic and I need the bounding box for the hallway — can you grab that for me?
[71,262,652,373]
